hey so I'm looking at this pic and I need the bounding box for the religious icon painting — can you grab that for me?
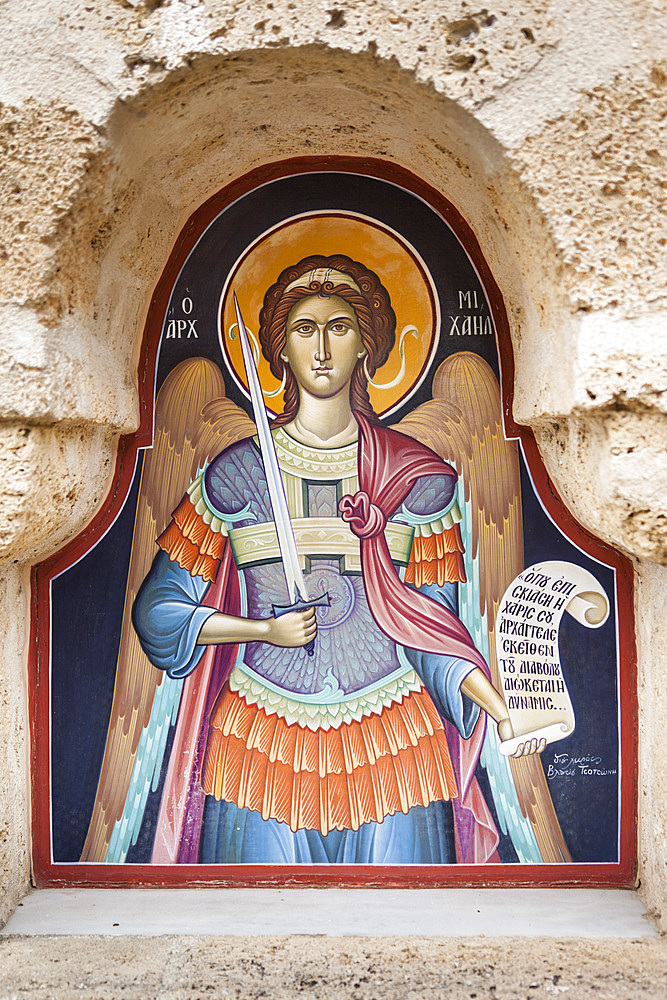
[31,159,637,886]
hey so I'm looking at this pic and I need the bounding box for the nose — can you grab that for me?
[315,324,331,363]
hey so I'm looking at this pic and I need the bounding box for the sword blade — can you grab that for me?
[233,293,307,604]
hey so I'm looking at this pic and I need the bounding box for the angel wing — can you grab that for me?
[80,358,254,863]
[397,351,571,864]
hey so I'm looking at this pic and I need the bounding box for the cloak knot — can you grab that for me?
[339,490,386,539]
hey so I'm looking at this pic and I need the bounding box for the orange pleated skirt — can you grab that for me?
[202,683,458,836]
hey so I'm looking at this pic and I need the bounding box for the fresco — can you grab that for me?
[35,163,635,882]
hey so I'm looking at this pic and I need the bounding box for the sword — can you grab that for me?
[233,293,329,655]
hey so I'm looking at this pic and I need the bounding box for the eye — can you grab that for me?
[329,321,352,334]
[293,322,316,336]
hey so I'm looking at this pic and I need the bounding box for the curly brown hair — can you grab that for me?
[258,254,396,426]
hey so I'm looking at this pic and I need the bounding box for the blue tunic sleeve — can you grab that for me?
[133,552,218,680]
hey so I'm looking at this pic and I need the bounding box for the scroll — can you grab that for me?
[495,560,609,756]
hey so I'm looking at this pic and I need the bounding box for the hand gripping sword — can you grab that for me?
[234,293,329,656]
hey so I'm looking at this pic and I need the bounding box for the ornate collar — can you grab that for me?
[272,426,358,479]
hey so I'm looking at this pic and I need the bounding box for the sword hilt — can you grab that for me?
[271,589,330,657]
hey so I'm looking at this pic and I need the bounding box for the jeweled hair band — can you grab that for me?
[284,268,362,295]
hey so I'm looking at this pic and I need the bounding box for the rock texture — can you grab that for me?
[0,935,666,999]
[637,562,667,928]
[0,568,29,933]
[0,0,665,952]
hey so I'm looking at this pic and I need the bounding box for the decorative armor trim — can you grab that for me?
[191,471,231,530]
[157,489,226,582]
[401,494,462,530]
[228,517,414,572]
[272,426,359,479]
[404,497,467,587]
[228,662,424,730]
[158,454,466,585]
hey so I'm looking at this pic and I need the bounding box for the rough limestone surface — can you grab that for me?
[0,568,29,931]
[0,935,666,999]
[514,66,667,315]
[0,0,666,978]
[636,562,667,929]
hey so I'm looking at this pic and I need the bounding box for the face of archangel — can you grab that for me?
[281,294,366,401]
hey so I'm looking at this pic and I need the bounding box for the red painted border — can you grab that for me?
[30,156,637,888]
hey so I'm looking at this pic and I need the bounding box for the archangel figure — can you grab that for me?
[81,255,565,867]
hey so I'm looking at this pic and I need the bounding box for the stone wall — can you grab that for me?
[0,0,665,929]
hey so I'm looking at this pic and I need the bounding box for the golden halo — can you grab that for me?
[218,211,439,418]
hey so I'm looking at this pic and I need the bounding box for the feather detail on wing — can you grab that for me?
[80,358,254,862]
[396,351,571,864]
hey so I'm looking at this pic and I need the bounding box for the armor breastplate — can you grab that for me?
[219,429,415,699]
[225,427,412,574]
[200,429,459,832]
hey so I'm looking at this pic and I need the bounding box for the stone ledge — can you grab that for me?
[1,888,656,939]
[0,931,665,1000]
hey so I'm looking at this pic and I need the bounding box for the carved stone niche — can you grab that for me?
[28,158,638,890]
[0,36,664,926]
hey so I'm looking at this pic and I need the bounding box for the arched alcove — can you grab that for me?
[24,46,638,885]
[45,46,660,567]
[1,33,664,928]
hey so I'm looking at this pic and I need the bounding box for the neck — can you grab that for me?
[284,389,358,448]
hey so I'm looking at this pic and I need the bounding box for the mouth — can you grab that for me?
[312,367,332,374]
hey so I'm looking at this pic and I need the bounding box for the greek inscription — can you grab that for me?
[165,318,199,339]
[459,290,479,309]
[449,290,493,336]
[494,563,584,747]
[506,695,556,711]
[165,295,199,338]
[503,677,565,694]
[552,578,576,596]
[498,619,557,641]
[547,752,617,779]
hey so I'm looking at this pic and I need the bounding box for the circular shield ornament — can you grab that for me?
[305,566,356,630]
